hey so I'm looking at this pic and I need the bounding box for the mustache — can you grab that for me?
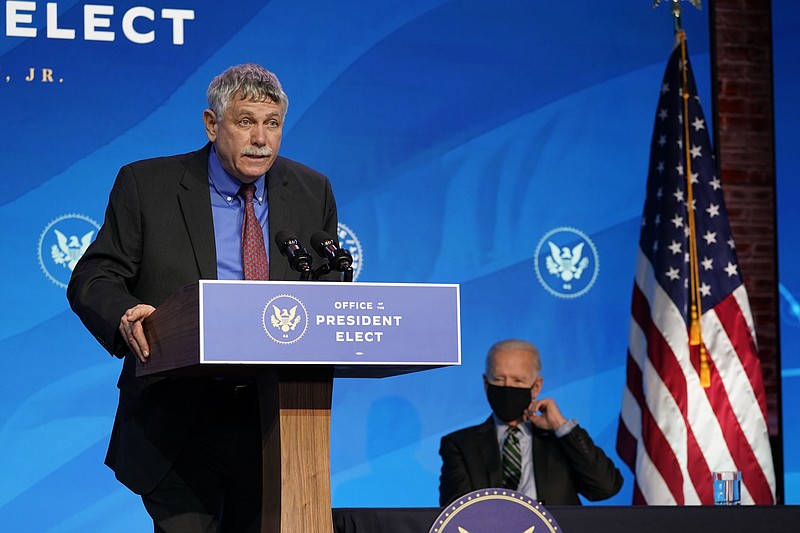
[241,146,273,157]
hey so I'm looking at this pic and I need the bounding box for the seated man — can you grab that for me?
[439,339,623,506]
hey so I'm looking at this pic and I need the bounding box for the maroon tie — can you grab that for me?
[240,184,269,280]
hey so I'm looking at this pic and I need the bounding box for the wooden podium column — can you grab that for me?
[257,367,334,533]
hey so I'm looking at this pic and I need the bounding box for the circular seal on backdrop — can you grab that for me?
[262,294,309,345]
[337,222,363,280]
[533,226,599,299]
[429,489,562,533]
[38,213,101,289]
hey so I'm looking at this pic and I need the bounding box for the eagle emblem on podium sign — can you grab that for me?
[270,304,301,332]
[262,294,308,345]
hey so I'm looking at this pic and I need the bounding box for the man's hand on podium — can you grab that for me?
[119,304,156,363]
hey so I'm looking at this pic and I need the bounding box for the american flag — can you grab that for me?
[616,32,776,505]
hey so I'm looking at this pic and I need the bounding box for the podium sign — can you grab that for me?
[201,280,460,367]
[138,280,460,377]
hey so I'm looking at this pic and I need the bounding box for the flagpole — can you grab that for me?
[654,1,710,387]
[677,30,712,388]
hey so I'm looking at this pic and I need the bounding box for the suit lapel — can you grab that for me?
[532,428,553,503]
[476,417,504,487]
[266,158,292,281]
[178,145,217,280]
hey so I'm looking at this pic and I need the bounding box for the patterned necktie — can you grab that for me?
[502,425,522,490]
[240,184,269,280]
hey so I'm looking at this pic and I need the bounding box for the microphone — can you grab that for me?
[274,230,313,272]
[310,231,353,272]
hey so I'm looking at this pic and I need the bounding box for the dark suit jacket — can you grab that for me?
[439,416,623,506]
[67,143,338,494]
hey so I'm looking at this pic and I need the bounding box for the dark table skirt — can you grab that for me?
[333,505,800,533]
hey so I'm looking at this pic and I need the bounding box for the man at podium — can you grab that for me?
[67,64,339,532]
[439,339,624,506]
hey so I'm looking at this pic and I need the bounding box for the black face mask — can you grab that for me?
[486,383,533,423]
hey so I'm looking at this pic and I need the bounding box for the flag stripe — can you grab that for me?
[630,282,685,501]
[685,416,713,502]
[616,411,638,472]
[703,305,774,503]
[633,280,709,504]
[704,351,769,503]
[632,482,646,506]
[714,288,768,420]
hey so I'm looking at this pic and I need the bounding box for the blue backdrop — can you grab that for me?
[774,0,800,505]
[1,2,790,531]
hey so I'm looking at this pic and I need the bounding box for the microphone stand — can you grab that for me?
[310,263,353,282]
[312,264,330,281]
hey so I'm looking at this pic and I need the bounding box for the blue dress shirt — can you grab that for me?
[208,145,270,280]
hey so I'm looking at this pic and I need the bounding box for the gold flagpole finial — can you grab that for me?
[653,0,702,31]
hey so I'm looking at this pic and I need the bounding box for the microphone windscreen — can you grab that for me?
[274,229,297,249]
[310,231,335,254]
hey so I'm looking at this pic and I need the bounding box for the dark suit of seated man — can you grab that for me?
[439,339,623,506]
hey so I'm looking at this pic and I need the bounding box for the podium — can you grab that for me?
[137,280,460,533]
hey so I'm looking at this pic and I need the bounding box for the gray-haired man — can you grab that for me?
[68,64,339,532]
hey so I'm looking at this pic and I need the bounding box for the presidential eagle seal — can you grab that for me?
[534,226,599,299]
[262,294,309,344]
[38,213,100,289]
